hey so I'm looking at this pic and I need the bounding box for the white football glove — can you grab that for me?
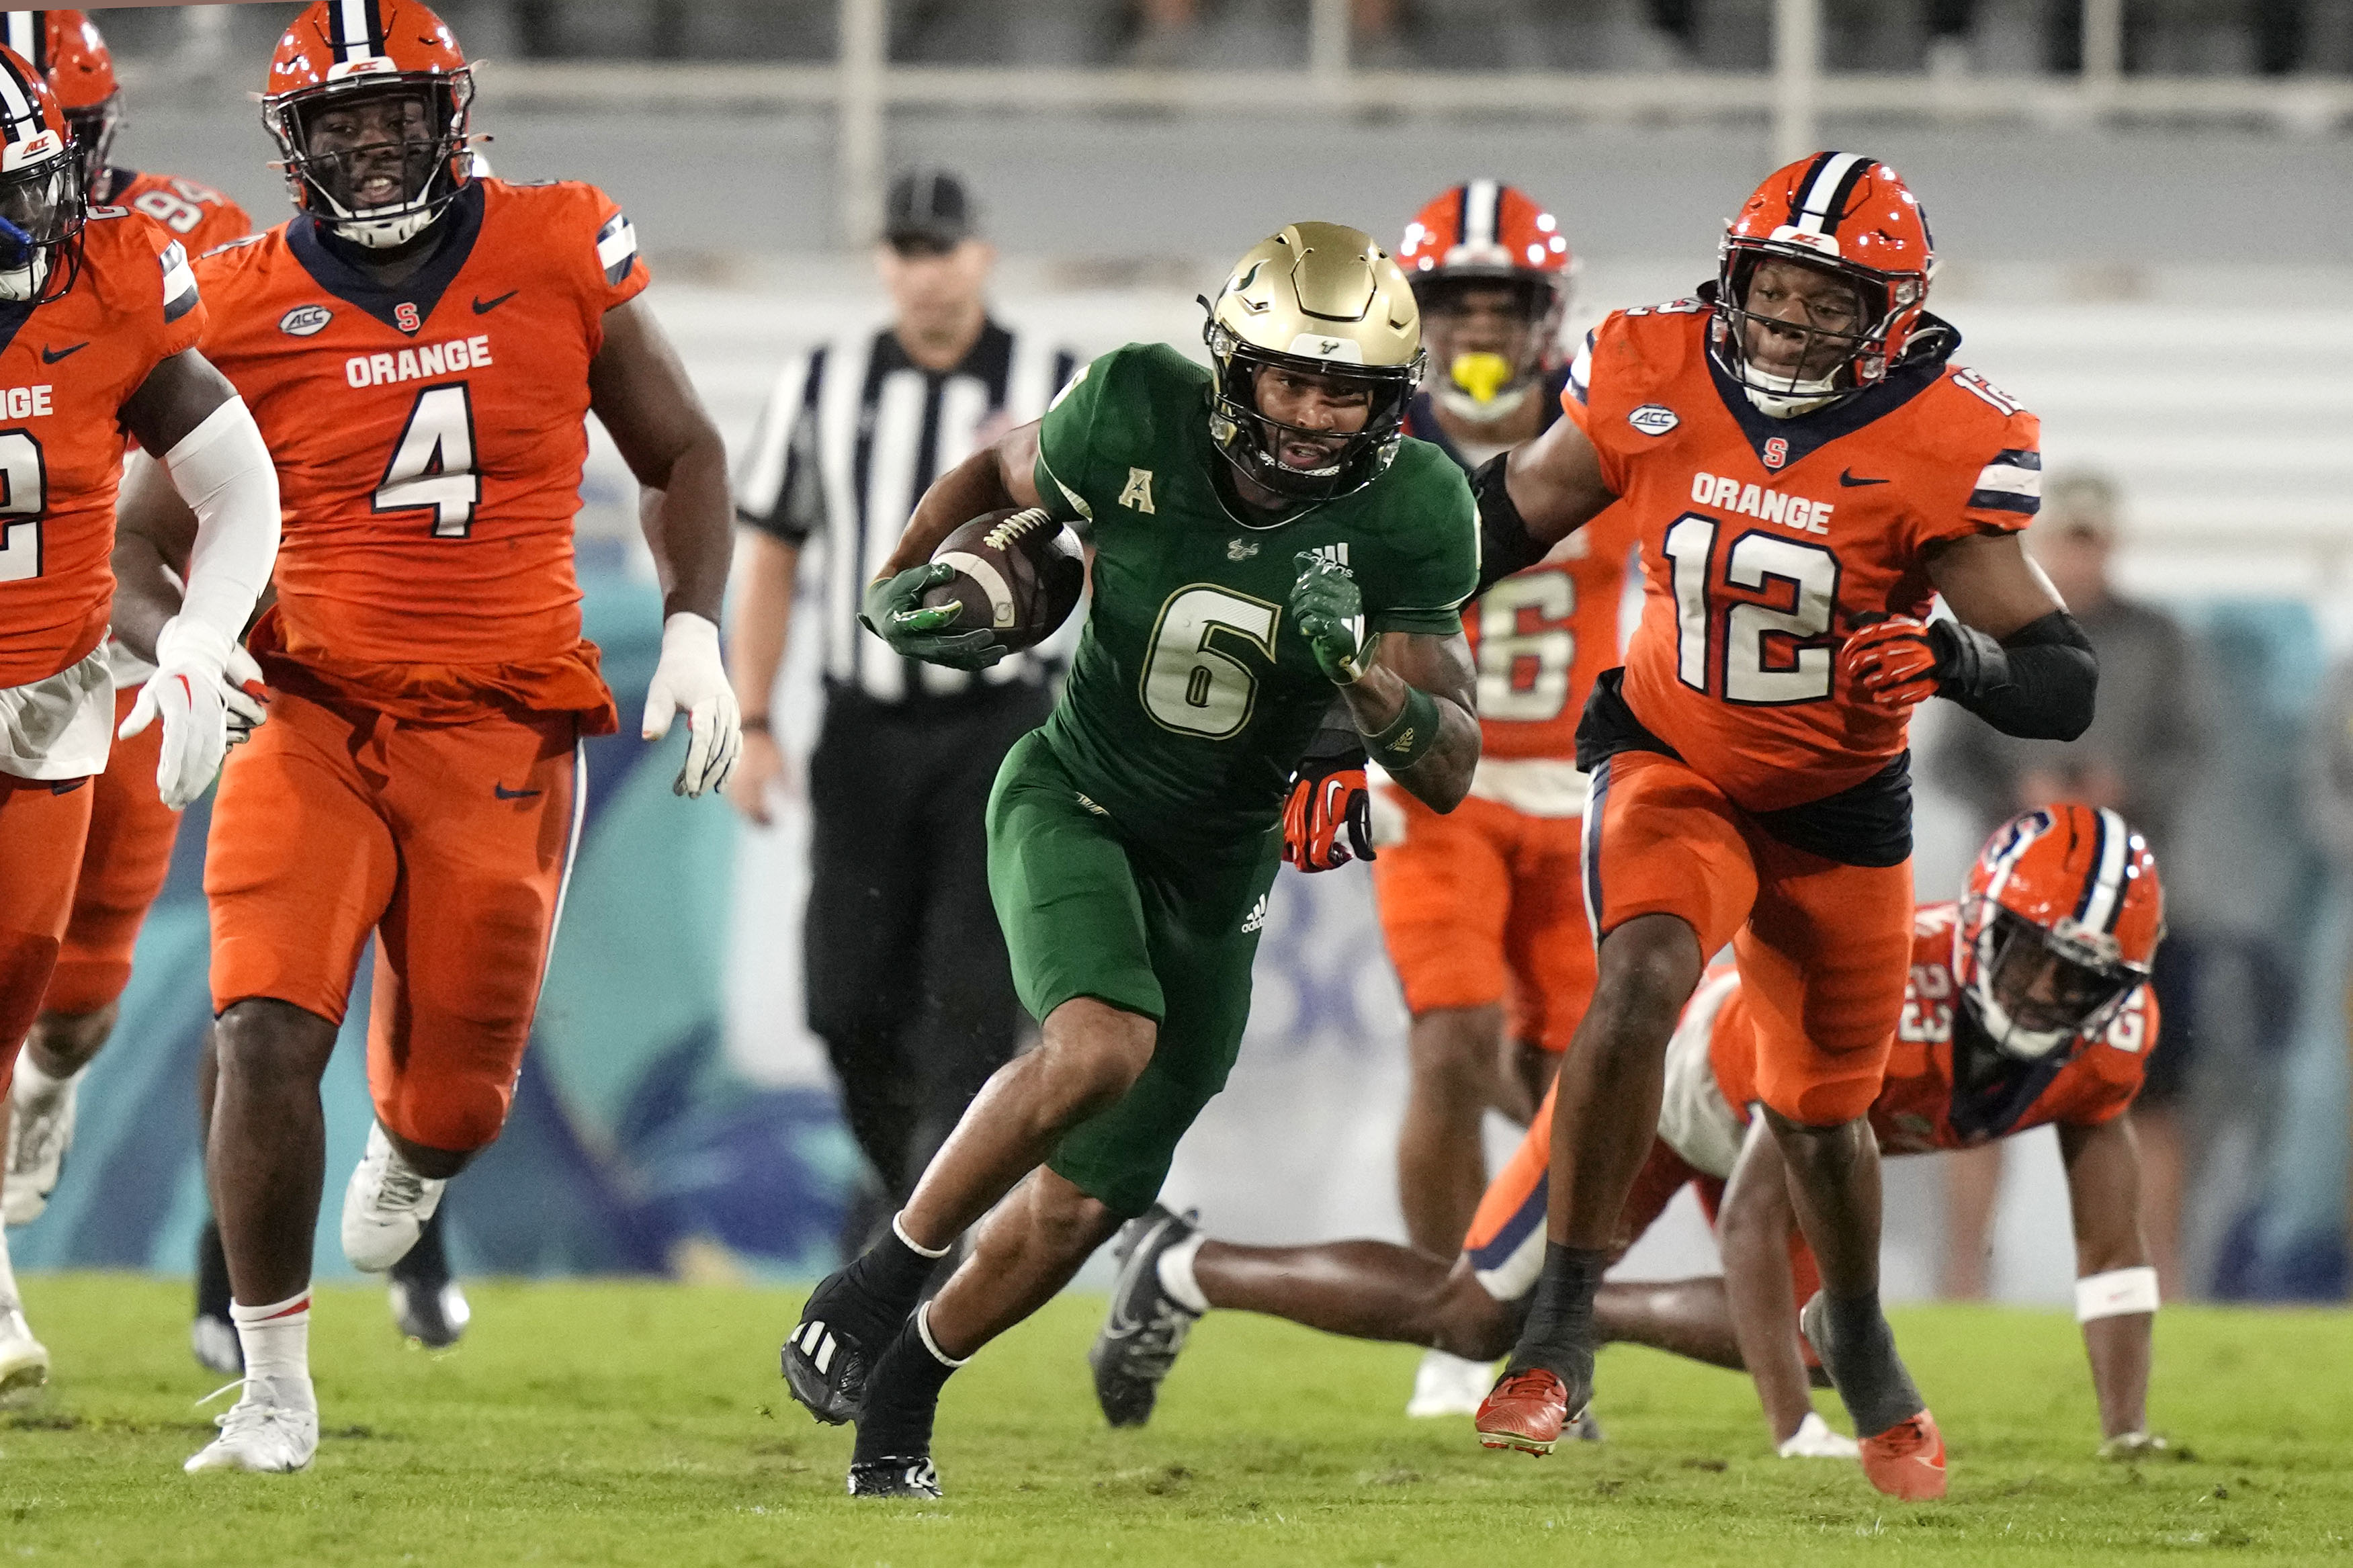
[1777,1411,1860,1460]
[118,615,240,810]
[641,611,740,799]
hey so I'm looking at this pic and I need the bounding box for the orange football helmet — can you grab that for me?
[262,0,474,249]
[0,11,115,198]
[0,42,83,302]
[1957,805,2165,1061]
[1398,180,1574,422]
[1711,151,1935,412]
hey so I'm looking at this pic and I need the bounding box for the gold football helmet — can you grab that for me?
[1203,222,1424,503]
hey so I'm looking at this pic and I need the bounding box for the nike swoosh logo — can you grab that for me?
[493,783,544,800]
[471,290,519,314]
[40,341,87,363]
[1838,469,1889,487]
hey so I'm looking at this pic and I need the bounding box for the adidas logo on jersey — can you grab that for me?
[1074,791,1109,817]
[1240,895,1267,934]
[1689,471,1832,535]
[1305,542,1351,572]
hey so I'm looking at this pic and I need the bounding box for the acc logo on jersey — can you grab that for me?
[1627,403,1679,437]
[279,304,333,337]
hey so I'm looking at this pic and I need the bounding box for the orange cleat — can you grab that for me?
[1475,1368,1573,1456]
[1858,1409,1946,1499]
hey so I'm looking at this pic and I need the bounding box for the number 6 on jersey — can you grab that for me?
[374,382,480,537]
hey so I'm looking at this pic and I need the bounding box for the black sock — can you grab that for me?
[1820,1289,1924,1437]
[195,1219,233,1321]
[1504,1243,1609,1391]
[839,1223,943,1327]
[852,1315,962,1465]
[392,1207,451,1290]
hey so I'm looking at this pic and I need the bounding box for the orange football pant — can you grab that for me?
[206,688,581,1153]
[1582,749,1912,1125]
[1370,789,1596,1051]
[43,687,181,1016]
[0,772,95,1098]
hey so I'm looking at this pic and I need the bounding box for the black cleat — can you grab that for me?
[847,1455,941,1498]
[390,1209,469,1348]
[783,1266,904,1426]
[1088,1205,1202,1429]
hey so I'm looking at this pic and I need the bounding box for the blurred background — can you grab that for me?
[13,1,2350,1311]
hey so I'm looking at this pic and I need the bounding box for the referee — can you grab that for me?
[730,168,1077,1253]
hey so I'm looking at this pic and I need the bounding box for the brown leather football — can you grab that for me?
[920,507,1084,654]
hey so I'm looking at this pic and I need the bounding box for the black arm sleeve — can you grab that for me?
[1472,453,1547,597]
[1930,610,2098,742]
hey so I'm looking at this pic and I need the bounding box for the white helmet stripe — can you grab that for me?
[2077,806,2132,933]
[1792,150,1867,234]
[0,52,35,132]
[1463,179,1500,249]
[335,0,381,63]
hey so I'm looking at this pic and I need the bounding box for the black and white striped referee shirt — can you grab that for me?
[735,320,1078,701]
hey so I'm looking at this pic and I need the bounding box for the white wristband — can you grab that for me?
[2076,1266,2160,1322]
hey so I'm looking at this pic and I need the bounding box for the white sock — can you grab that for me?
[10,1052,75,1110]
[0,1223,19,1311]
[230,1291,316,1407]
[1156,1232,1208,1314]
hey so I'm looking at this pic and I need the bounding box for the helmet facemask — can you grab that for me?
[267,71,472,251]
[60,96,118,204]
[1412,275,1563,426]
[1203,318,1420,507]
[1709,246,1920,419]
[1957,902,2141,1063]
[0,138,82,304]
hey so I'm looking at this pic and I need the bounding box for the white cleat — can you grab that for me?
[341,1123,445,1273]
[1406,1348,1496,1418]
[3,1073,77,1227]
[0,1305,50,1403]
[1777,1409,1862,1460]
[183,1381,318,1474]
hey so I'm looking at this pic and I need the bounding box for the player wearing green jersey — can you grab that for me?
[779,223,1483,1497]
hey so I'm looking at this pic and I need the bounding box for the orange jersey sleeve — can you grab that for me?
[1582,305,2040,812]
[110,170,255,257]
[191,179,649,728]
[1467,502,1639,761]
[0,212,205,686]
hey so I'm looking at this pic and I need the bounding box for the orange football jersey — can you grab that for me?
[0,210,204,687]
[1467,505,1639,762]
[1567,302,2040,811]
[1711,902,2152,1150]
[191,178,646,726]
[105,169,252,256]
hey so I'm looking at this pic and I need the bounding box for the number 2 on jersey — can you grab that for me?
[375,383,480,538]
[0,430,44,582]
[1662,513,1840,705]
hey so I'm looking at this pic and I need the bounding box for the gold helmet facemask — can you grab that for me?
[1201,222,1425,505]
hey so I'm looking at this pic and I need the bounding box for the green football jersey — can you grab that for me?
[1031,342,1478,858]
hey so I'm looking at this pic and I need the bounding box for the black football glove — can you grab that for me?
[1282,728,1375,872]
[859,563,1007,671]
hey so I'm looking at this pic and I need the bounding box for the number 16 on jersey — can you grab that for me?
[374,382,480,538]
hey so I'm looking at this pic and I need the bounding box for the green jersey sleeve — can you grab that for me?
[1360,441,1480,638]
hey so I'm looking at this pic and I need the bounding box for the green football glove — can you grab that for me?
[1290,551,1368,685]
[858,563,1008,672]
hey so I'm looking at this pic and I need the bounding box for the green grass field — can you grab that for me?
[3,1276,2348,1566]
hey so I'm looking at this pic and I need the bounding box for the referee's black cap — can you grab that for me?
[884,167,975,254]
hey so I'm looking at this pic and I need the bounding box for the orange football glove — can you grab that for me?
[1282,732,1375,873]
[1840,615,1945,709]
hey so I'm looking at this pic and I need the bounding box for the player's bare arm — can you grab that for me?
[1333,627,1478,812]
[2059,1116,2159,1450]
[1715,1121,1830,1448]
[591,296,742,795]
[1475,408,1616,591]
[880,417,1047,583]
[723,527,797,826]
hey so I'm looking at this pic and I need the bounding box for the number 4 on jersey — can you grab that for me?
[375,383,480,538]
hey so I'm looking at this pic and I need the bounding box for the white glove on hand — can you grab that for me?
[641,611,740,799]
[119,615,237,811]
[1777,1411,1860,1459]
[223,644,268,747]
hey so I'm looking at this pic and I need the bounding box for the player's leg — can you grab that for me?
[1498,806,1593,1113]
[1482,752,1756,1452]
[782,732,1168,1437]
[350,711,582,1261]
[8,701,181,1224]
[195,692,396,1473]
[1739,844,1939,1496]
[1369,792,1514,1256]
[0,772,93,1400]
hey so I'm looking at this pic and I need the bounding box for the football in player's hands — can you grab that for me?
[920,507,1084,654]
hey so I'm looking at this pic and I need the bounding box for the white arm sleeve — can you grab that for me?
[157,395,280,674]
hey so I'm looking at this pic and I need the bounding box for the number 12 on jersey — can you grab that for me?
[374,382,480,538]
[1662,513,1840,705]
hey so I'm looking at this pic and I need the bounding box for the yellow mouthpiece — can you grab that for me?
[1449,352,1513,405]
